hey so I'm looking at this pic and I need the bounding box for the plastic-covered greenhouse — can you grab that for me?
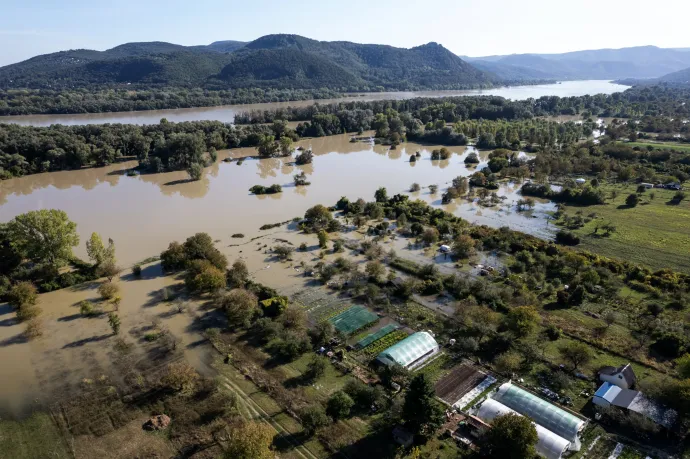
[376,331,439,370]
[493,383,585,449]
[476,399,571,459]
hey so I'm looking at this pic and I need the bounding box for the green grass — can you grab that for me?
[0,412,71,459]
[628,141,690,152]
[564,183,690,272]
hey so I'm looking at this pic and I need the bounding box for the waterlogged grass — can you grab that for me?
[564,183,690,272]
[0,412,71,459]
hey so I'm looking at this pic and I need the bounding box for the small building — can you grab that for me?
[392,426,414,448]
[575,178,587,185]
[376,331,440,370]
[598,363,636,389]
[640,182,654,189]
[593,382,677,429]
[439,245,451,253]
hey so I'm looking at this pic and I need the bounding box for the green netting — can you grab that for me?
[328,305,378,335]
[355,324,399,349]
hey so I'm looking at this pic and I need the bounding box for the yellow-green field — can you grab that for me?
[627,141,690,153]
[0,413,71,459]
[564,184,690,272]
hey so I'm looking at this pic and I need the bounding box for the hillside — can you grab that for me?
[659,66,690,84]
[466,46,690,80]
[0,35,494,91]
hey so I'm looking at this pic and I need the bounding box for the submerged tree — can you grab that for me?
[6,209,79,267]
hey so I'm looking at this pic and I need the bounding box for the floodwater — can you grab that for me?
[0,134,556,267]
[1,80,628,127]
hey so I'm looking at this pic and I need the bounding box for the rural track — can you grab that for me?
[221,376,319,459]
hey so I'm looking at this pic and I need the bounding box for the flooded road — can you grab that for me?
[0,134,555,267]
[0,80,628,127]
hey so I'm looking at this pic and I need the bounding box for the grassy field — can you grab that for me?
[0,413,71,459]
[627,141,690,152]
[563,183,690,272]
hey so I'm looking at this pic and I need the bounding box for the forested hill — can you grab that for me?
[0,34,495,91]
[463,45,690,81]
[659,66,690,84]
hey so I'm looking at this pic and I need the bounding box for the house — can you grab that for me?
[593,382,677,429]
[598,363,636,389]
[392,426,414,448]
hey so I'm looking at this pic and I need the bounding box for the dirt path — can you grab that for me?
[220,376,318,459]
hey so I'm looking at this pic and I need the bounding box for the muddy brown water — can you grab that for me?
[0,134,555,267]
[0,134,559,417]
[0,81,628,127]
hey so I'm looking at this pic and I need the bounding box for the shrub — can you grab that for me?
[132,265,142,277]
[625,193,640,207]
[7,281,38,309]
[231,233,245,238]
[250,184,282,195]
[409,155,417,163]
[80,300,96,316]
[186,162,204,181]
[161,241,187,271]
[295,149,314,165]
[327,391,354,420]
[300,405,329,436]
[16,304,42,321]
[410,183,421,192]
[98,282,120,300]
[184,259,227,293]
[274,245,295,260]
[464,152,480,164]
[555,230,580,246]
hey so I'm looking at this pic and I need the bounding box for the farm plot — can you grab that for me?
[358,330,410,358]
[434,364,487,406]
[354,324,400,350]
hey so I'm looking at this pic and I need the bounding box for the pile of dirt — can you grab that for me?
[142,414,171,431]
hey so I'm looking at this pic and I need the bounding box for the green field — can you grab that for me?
[564,184,690,272]
[627,141,690,153]
[0,413,71,459]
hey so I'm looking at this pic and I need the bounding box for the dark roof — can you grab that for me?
[611,388,639,408]
[599,363,637,386]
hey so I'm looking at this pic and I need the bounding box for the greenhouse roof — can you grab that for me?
[376,331,438,368]
[494,383,585,442]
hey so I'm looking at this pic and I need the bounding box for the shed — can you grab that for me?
[598,363,636,389]
[575,178,586,185]
[376,331,439,370]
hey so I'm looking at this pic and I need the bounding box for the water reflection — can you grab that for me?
[0,133,556,265]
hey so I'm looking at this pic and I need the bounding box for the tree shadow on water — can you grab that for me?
[0,332,28,347]
[62,333,111,349]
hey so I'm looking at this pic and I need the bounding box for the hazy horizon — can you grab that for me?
[1,0,688,66]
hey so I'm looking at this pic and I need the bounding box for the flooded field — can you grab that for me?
[1,80,628,127]
[0,134,555,267]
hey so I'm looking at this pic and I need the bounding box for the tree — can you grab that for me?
[421,228,440,245]
[86,232,115,266]
[327,391,354,420]
[185,259,227,293]
[309,320,335,348]
[364,260,385,282]
[228,259,249,287]
[98,260,122,282]
[161,241,187,271]
[218,288,258,327]
[108,312,121,335]
[558,341,593,371]
[453,234,476,259]
[317,230,329,249]
[223,421,274,459]
[182,232,227,270]
[304,205,333,230]
[505,306,541,338]
[626,193,640,207]
[402,374,444,437]
[186,162,203,181]
[279,136,293,156]
[98,282,119,300]
[494,351,523,375]
[274,245,295,260]
[6,209,79,267]
[7,281,38,310]
[161,362,199,395]
[676,354,690,379]
[295,149,313,165]
[306,355,328,381]
[300,404,329,436]
[374,187,388,203]
[482,413,538,459]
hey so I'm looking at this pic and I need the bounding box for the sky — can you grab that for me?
[1,0,688,66]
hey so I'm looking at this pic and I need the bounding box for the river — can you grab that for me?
[0,134,555,267]
[1,80,628,127]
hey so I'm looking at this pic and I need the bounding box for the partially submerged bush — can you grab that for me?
[98,282,120,300]
[250,184,282,195]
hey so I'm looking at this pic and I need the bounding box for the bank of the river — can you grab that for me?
[0,80,628,127]
[0,134,555,267]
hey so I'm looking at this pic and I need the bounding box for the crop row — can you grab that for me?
[359,330,409,357]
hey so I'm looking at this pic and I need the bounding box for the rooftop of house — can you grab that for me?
[599,363,637,386]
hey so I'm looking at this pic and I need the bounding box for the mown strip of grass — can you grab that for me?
[627,141,690,152]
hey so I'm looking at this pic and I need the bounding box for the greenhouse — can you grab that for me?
[493,382,586,449]
[476,399,571,459]
[376,331,439,370]
[328,305,378,335]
